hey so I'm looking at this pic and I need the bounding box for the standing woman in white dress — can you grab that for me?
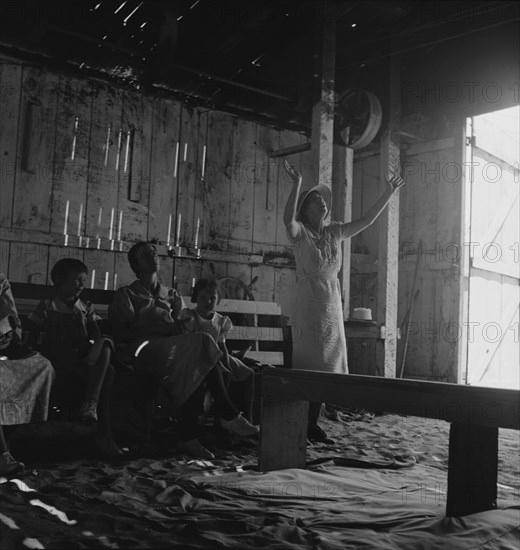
[283,160,405,443]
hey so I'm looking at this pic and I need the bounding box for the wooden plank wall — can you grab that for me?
[349,136,465,382]
[0,60,300,306]
[0,60,468,382]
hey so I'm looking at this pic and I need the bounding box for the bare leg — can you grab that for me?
[228,374,254,422]
[206,365,259,438]
[85,343,112,403]
[90,344,121,457]
[205,364,239,421]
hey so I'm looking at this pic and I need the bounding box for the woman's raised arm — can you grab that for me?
[283,160,303,240]
[340,173,405,239]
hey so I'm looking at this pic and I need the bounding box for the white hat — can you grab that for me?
[296,184,332,221]
[350,308,373,321]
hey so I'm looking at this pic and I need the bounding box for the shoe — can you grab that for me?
[177,438,215,460]
[0,451,25,477]
[307,425,335,444]
[219,413,259,438]
[80,400,98,424]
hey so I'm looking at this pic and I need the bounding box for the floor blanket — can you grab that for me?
[1,413,518,548]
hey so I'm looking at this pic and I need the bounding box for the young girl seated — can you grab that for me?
[180,279,256,425]
[28,259,122,459]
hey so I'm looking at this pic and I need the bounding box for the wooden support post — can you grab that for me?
[446,423,498,516]
[375,42,401,378]
[311,1,336,188]
[259,398,309,471]
[332,145,354,319]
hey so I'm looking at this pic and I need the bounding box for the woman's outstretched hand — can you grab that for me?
[284,160,302,183]
[387,174,405,192]
[386,162,405,193]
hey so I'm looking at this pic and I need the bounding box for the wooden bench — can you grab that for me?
[182,297,287,367]
[11,282,287,367]
[10,282,287,429]
[259,368,520,517]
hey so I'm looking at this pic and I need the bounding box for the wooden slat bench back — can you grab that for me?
[11,283,286,366]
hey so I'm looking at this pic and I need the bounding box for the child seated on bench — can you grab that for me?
[28,259,122,459]
[180,279,255,424]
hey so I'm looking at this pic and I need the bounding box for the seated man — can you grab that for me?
[0,274,54,477]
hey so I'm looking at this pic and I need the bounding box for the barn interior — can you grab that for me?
[0,1,519,548]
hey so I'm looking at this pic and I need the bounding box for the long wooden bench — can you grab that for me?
[11,281,286,440]
[11,282,287,367]
[259,368,520,517]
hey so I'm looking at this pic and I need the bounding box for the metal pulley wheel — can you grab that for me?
[335,89,382,150]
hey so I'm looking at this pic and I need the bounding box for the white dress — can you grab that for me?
[180,308,253,381]
[288,222,349,374]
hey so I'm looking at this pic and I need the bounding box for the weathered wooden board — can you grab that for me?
[85,84,122,249]
[436,143,463,248]
[229,118,256,252]
[176,106,200,250]
[114,248,137,290]
[193,110,208,254]
[12,67,59,232]
[203,111,234,250]
[119,89,152,243]
[49,77,92,247]
[0,241,9,274]
[253,124,279,247]
[251,264,275,302]
[0,62,22,228]
[147,98,180,246]
[274,265,297,325]
[7,241,49,284]
[173,256,201,296]
[83,248,115,291]
[352,154,380,256]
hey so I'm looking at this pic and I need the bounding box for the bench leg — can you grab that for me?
[446,422,498,516]
[259,399,308,471]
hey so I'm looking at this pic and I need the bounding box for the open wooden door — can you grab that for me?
[462,106,519,389]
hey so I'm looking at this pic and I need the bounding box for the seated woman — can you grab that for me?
[0,274,54,477]
[28,259,122,459]
[108,242,258,460]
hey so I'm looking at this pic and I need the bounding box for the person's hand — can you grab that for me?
[283,160,302,183]
[387,174,405,193]
[387,161,405,193]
